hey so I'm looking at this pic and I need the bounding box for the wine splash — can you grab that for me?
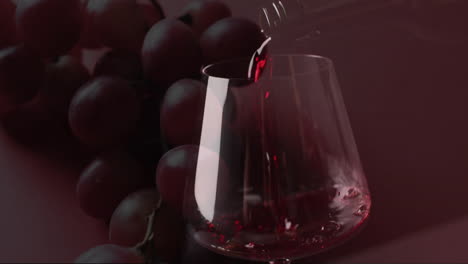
[191,184,370,261]
[248,37,272,82]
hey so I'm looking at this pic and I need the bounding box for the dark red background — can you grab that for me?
[1,0,468,262]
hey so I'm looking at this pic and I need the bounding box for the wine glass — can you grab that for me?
[183,54,371,264]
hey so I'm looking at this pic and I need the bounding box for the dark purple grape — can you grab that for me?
[142,19,202,89]
[160,79,205,147]
[16,0,83,58]
[69,44,84,62]
[138,0,165,29]
[1,100,78,151]
[87,0,148,52]
[152,203,185,262]
[155,145,199,214]
[76,151,147,220]
[156,145,230,215]
[74,244,144,263]
[93,50,143,81]
[0,0,17,49]
[179,0,231,36]
[0,46,44,115]
[109,188,160,247]
[200,17,265,64]
[79,0,102,49]
[39,56,90,121]
[68,76,140,149]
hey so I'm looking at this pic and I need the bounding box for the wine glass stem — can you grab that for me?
[269,259,291,264]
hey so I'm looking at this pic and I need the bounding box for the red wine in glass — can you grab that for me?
[185,54,371,264]
[192,186,370,261]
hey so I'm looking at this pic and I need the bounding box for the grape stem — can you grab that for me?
[148,0,165,18]
[149,0,158,8]
[134,197,162,263]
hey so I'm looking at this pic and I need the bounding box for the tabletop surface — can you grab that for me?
[2,0,468,263]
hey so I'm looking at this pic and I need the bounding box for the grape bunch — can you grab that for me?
[0,0,265,263]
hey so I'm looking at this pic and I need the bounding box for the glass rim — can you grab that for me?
[201,54,334,81]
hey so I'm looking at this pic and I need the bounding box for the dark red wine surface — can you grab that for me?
[191,184,370,261]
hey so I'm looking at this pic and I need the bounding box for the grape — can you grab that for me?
[179,0,231,36]
[2,100,76,150]
[160,78,238,148]
[155,145,198,213]
[152,203,185,262]
[87,0,148,52]
[142,19,202,89]
[68,76,140,149]
[38,56,90,121]
[0,46,44,115]
[16,0,83,58]
[1,99,88,165]
[200,18,265,64]
[0,0,17,49]
[94,50,143,81]
[69,44,84,62]
[138,0,165,29]
[156,145,230,215]
[79,0,102,49]
[109,188,160,247]
[74,244,144,263]
[76,151,147,220]
[160,79,205,147]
